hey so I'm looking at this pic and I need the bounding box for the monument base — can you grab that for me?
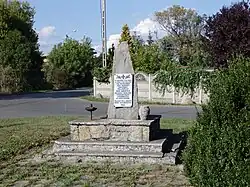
[51,137,179,165]
[49,115,185,165]
[69,116,160,142]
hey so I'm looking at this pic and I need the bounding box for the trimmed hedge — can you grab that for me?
[183,57,250,187]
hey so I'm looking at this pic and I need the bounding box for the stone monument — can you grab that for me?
[107,42,138,120]
[50,41,184,165]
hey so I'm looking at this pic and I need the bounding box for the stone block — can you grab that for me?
[129,126,143,141]
[70,125,79,141]
[89,125,110,140]
[142,127,149,141]
[69,118,161,142]
[78,126,91,141]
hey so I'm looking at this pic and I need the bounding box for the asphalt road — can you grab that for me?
[0,89,200,119]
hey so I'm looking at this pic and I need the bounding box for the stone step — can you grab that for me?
[53,150,177,165]
[53,137,164,153]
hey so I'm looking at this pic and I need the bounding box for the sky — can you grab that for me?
[24,0,237,54]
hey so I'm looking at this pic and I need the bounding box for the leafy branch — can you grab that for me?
[93,66,112,84]
[153,65,214,97]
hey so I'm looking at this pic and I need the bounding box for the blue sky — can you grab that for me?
[25,0,237,54]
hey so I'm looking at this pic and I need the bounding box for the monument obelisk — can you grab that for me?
[107,41,139,120]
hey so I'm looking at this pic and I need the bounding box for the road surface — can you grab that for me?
[0,89,200,119]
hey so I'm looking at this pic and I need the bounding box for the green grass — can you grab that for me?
[81,95,110,102]
[0,116,194,186]
[161,118,194,133]
[1,160,191,186]
[0,116,76,162]
[81,95,197,106]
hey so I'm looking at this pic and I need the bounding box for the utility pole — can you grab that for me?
[100,0,107,67]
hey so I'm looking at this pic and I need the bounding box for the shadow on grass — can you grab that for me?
[0,122,27,129]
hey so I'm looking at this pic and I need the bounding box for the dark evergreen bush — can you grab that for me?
[183,56,250,187]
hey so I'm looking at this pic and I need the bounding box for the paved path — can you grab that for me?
[0,89,200,119]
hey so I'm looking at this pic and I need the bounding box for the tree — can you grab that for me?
[183,56,250,186]
[205,1,250,68]
[155,5,208,67]
[0,0,43,93]
[133,44,170,74]
[43,37,95,89]
[119,24,138,60]
[119,24,133,46]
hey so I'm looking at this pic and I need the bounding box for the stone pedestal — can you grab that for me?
[70,116,160,142]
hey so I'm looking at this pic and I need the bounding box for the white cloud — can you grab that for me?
[98,17,166,52]
[132,18,160,35]
[131,18,166,42]
[38,26,56,38]
[37,26,57,54]
[94,34,121,55]
[107,34,121,49]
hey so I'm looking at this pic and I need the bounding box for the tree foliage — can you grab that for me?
[43,37,95,89]
[0,0,43,93]
[154,65,213,97]
[205,1,250,68]
[133,44,170,74]
[92,44,115,83]
[183,56,250,186]
[119,26,169,75]
[119,24,133,46]
[119,23,140,62]
[153,5,212,95]
[155,5,209,67]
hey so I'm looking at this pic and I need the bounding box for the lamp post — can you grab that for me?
[100,0,107,67]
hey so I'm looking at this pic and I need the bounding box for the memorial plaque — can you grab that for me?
[114,73,133,107]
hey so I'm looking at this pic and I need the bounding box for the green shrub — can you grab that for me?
[93,67,111,83]
[43,37,95,89]
[0,65,25,93]
[183,56,250,187]
[50,68,73,90]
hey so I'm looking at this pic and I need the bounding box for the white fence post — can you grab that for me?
[172,87,176,104]
[199,82,202,104]
[148,74,152,100]
[93,77,96,97]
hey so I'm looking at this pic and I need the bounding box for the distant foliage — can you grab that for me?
[0,0,43,93]
[152,5,212,95]
[93,67,112,84]
[43,37,95,89]
[92,44,114,83]
[154,65,213,97]
[205,1,250,68]
[155,5,209,67]
[119,24,133,47]
[133,44,171,74]
[183,56,250,187]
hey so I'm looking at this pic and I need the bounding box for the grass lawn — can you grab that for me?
[81,95,197,106]
[0,116,194,186]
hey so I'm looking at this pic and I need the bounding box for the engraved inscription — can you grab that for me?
[114,73,133,107]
